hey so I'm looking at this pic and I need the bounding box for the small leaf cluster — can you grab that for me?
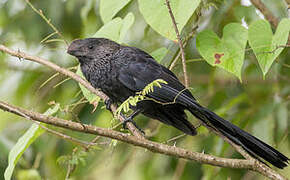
[115,79,168,117]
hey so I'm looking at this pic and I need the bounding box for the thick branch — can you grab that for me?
[0,44,144,139]
[0,101,287,180]
[0,101,255,169]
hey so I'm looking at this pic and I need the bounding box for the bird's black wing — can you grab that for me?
[116,48,195,105]
[115,47,198,135]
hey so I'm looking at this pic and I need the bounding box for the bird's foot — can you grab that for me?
[104,98,113,111]
[122,117,145,135]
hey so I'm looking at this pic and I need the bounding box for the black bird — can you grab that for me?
[67,38,289,169]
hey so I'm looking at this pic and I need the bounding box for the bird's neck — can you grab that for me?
[80,58,111,87]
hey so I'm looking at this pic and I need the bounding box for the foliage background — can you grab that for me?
[0,0,289,179]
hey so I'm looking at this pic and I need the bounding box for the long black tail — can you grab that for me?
[188,102,289,169]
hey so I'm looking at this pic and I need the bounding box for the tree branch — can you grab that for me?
[0,45,288,180]
[0,100,249,168]
[0,101,287,180]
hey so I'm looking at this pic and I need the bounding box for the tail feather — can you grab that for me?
[188,103,289,169]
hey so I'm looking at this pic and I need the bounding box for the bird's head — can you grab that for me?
[67,38,120,64]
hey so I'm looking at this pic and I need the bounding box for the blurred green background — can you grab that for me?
[0,0,289,179]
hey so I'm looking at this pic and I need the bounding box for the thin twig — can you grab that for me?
[40,32,57,44]
[39,66,78,90]
[263,44,290,54]
[25,0,69,46]
[38,72,60,90]
[165,0,189,87]
[169,50,182,70]
[85,121,123,150]
[169,24,198,71]
[65,147,78,179]
[279,62,290,68]
[34,121,95,150]
[85,136,102,150]
[32,153,42,169]
[164,133,186,144]
[53,77,71,88]
[172,159,187,180]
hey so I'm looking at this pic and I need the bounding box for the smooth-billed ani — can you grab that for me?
[67,38,289,168]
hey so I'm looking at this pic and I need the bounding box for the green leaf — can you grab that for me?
[138,0,200,41]
[196,23,248,80]
[93,17,123,42]
[94,13,135,43]
[4,104,60,180]
[119,12,135,43]
[150,47,168,63]
[100,0,132,23]
[4,124,43,180]
[248,19,290,77]
[76,66,101,104]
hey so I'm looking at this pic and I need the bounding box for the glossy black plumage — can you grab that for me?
[67,38,289,168]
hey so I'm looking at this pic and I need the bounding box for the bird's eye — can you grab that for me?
[88,45,94,50]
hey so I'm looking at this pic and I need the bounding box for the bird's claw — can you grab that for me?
[105,99,113,110]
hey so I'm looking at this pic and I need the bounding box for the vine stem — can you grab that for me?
[165,0,189,87]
